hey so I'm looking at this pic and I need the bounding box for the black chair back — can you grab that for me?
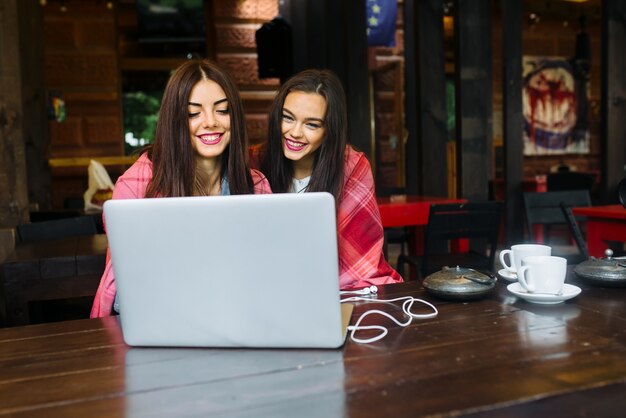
[523,190,591,263]
[421,202,504,276]
[16,216,98,243]
[397,201,503,279]
[523,190,591,242]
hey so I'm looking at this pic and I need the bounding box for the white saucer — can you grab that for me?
[498,268,518,282]
[507,283,581,305]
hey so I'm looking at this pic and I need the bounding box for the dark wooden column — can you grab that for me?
[0,0,30,228]
[454,0,493,201]
[501,0,524,244]
[403,0,447,196]
[601,0,626,203]
[280,0,371,157]
[403,0,420,195]
[17,0,50,211]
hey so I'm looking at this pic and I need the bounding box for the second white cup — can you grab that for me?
[499,244,551,275]
[517,255,567,294]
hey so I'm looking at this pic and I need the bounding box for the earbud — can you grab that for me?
[340,285,378,296]
[363,285,378,295]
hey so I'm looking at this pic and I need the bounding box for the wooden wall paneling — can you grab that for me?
[43,1,122,160]
[116,0,140,59]
[48,117,83,148]
[601,0,626,203]
[501,0,524,244]
[84,116,124,146]
[43,0,122,209]
[44,53,119,87]
[454,0,493,201]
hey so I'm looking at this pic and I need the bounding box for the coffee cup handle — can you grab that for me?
[517,265,535,292]
[499,250,515,272]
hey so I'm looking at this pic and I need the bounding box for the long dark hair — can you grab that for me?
[260,69,347,200]
[145,59,253,197]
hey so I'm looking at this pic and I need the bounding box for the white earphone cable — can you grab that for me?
[341,295,438,344]
[339,285,378,296]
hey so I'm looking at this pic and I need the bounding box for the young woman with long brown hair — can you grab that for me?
[91,59,271,317]
[257,69,403,290]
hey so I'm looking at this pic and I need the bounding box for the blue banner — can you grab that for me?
[366,0,397,47]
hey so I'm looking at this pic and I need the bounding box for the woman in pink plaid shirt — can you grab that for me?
[257,69,403,290]
[91,59,271,317]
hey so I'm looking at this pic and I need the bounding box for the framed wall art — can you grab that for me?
[522,56,590,155]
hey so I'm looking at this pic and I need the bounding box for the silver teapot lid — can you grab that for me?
[423,266,496,300]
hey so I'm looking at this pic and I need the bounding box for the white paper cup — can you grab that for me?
[517,255,567,294]
[499,244,551,275]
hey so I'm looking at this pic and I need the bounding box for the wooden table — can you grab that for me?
[2,275,624,417]
[0,234,107,327]
[572,204,626,257]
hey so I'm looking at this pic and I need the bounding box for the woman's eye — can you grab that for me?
[188,112,200,118]
[282,114,294,122]
[216,108,229,115]
[306,122,321,129]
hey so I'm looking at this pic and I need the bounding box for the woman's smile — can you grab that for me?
[284,137,307,151]
[197,132,224,146]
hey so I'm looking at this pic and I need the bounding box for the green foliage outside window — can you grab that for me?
[122,91,161,155]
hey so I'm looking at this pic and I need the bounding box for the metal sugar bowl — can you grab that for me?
[423,266,497,300]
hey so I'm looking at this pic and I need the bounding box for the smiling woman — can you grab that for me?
[90,59,272,318]
[256,69,404,290]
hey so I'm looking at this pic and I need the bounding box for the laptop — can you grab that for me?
[103,192,353,348]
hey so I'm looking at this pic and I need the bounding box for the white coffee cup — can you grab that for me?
[499,244,551,275]
[517,255,567,294]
